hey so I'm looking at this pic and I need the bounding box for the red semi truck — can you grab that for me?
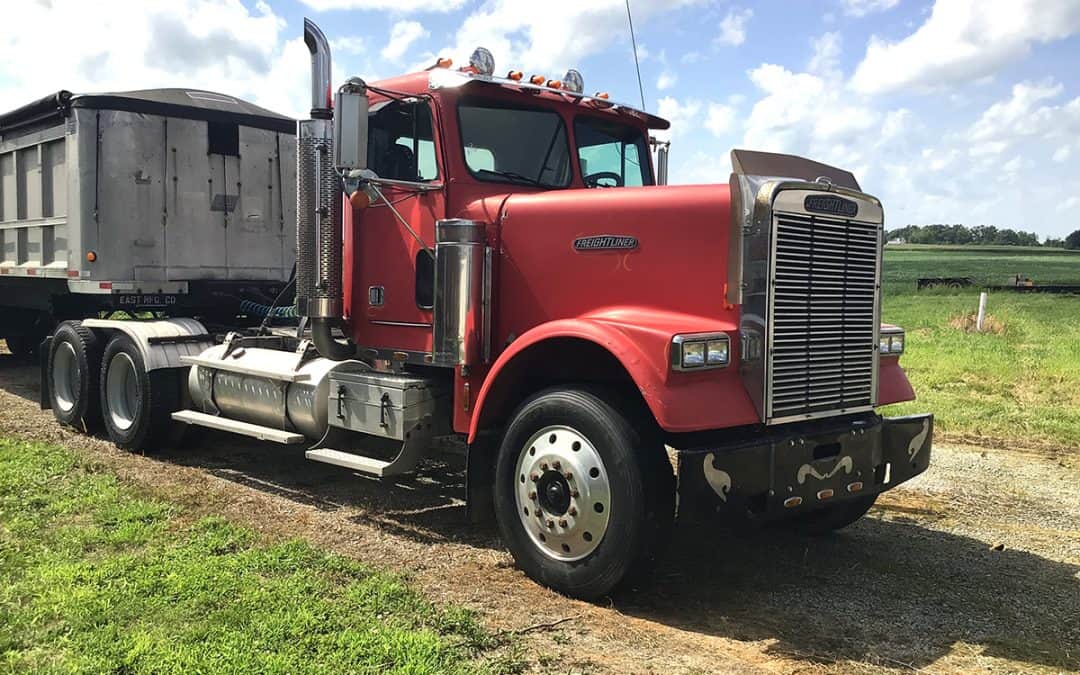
[26,19,932,599]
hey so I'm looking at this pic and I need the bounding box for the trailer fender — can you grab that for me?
[467,317,666,444]
[80,319,214,371]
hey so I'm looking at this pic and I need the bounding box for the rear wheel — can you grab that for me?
[494,387,674,600]
[783,494,878,534]
[100,335,183,451]
[47,321,103,431]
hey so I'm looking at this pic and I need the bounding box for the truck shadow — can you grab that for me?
[159,432,1078,672]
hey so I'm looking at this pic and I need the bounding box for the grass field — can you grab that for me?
[0,438,517,674]
[880,246,1080,450]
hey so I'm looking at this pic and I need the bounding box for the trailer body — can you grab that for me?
[0,89,296,350]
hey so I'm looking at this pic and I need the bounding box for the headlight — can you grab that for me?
[879,330,905,355]
[672,333,730,371]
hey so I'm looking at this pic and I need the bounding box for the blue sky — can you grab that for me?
[2,0,1078,237]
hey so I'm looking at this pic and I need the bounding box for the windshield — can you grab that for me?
[458,101,572,188]
[575,116,653,188]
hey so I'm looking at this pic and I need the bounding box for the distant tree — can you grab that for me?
[1044,237,1064,248]
[1066,229,1080,250]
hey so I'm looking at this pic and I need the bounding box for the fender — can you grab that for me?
[467,308,759,442]
[81,318,214,371]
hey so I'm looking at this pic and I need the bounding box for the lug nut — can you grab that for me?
[528,491,537,500]
[571,489,580,498]
[546,519,555,528]
[540,462,548,470]
[563,471,573,480]
[553,460,562,470]
[530,473,540,482]
[559,519,568,528]
[568,506,578,516]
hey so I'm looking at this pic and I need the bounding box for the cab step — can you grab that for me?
[171,410,306,445]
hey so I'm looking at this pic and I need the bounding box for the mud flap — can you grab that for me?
[39,336,52,410]
[677,413,933,523]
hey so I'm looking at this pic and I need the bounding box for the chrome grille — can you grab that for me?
[767,211,881,421]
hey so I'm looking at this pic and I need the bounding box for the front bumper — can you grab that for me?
[676,413,933,522]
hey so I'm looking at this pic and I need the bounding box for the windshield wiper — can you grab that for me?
[475,168,548,188]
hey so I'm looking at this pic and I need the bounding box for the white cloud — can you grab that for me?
[807,32,841,76]
[851,0,1080,94]
[331,36,367,55]
[966,79,1080,157]
[439,0,704,77]
[656,72,677,91]
[704,103,736,138]
[381,21,429,63]
[1057,196,1080,213]
[300,0,465,10]
[655,96,702,142]
[0,0,311,117]
[715,7,752,47]
[1052,145,1072,163]
[840,0,900,17]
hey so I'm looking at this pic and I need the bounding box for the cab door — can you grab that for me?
[346,99,445,357]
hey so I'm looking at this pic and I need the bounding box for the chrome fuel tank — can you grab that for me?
[187,345,368,439]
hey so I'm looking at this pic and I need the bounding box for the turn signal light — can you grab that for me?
[507,70,523,81]
[349,189,371,210]
[436,57,453,68]
[529,74,546,85]
[86,251,97,263]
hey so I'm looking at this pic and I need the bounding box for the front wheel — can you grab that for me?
[493,387,674,600]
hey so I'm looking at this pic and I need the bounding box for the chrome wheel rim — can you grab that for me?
[51,342,79,413]
[514,425,611,562]
[105,352,139,431]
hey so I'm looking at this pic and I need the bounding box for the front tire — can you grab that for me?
[494,387,674,600]
[47,321,103,431]
[99,335,183,451]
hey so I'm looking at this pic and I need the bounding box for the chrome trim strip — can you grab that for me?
[368,320,433,328]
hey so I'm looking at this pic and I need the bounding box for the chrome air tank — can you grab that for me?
[187,344,368,439]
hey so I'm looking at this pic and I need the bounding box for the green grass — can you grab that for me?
[0,438,514,674]
[880,246,1080,449]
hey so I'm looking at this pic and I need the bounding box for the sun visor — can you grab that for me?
[730,149,860,190]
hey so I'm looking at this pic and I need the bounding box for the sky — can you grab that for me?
[2,0,1079,238]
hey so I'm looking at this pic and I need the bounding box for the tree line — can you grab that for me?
[886,224,1080,249]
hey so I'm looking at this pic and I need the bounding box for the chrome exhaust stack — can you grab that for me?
[297,18,353,359]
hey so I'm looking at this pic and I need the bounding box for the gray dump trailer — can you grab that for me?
[0,88,296,356]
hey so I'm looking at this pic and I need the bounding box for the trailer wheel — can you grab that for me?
[99,335,183,451]
[784,494,878,535]
[494,387,675,600]
[47,321,103,431]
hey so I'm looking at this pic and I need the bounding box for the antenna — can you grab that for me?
[625,0,646,110]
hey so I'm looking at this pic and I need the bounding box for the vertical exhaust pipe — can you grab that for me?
[297,18,353,359]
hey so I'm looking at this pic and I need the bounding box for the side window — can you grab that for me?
[368,100,438,182]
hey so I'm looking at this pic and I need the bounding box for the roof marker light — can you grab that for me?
[468,47,494,76]
[436,57,453,69]
[594,91,610,99]
[507,70,523,81]
[529,74,546,85]
[563,69,584,94]
[546,80,562,90]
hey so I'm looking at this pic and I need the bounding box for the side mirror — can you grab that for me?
[333,78,369,170]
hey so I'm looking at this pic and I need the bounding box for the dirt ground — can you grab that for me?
[1,352,1077,674]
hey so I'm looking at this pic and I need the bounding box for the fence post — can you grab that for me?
[977,292,988,332]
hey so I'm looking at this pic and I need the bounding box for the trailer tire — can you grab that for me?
[99,335,183,451]
[494,387,674,600]
[784,494,878,535]
[47,321,103,431]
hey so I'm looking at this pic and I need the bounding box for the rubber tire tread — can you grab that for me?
[47,321,103,432]
[493,386,675,600]
[99,335,183,451]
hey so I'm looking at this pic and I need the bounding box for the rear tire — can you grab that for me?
[493,387,675,600]
[783,494,878,534]
[47,321,103,431]
[99,335,183,451]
